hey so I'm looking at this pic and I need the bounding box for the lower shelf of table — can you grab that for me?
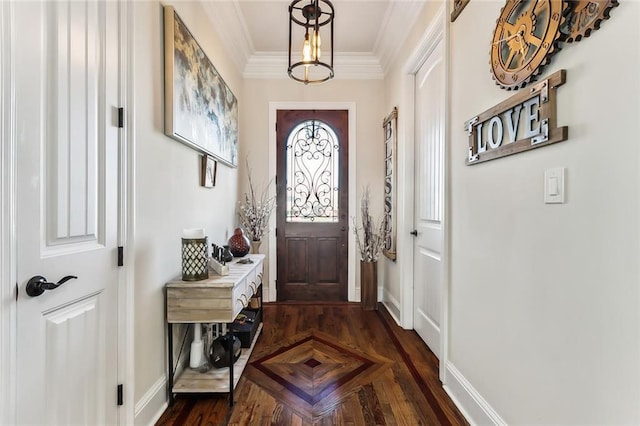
[172,323,263,393]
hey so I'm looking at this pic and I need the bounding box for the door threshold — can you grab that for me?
[266,301,359,306]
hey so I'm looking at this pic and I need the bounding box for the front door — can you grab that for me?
[14,1,121,423]
[413,37,445,357]
[276,110,349,301]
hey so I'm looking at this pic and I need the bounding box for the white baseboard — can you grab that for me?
[381,288,401,325]
[134,375,168,426]
[444,362,506,426]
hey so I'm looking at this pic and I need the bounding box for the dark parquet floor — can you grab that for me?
[156,303,468,425]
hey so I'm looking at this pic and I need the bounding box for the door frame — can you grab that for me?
[1,2,17,423]
[118,0,136,422]
[268,102,357,302]
[399,4,450,381]
[0,1,135,423]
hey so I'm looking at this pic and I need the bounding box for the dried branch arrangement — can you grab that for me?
[352,187,388,262]
[238,161,275,242]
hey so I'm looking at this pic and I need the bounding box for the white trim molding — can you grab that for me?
[441,2,453,385]
[399,2,450,380]
[0,1,16,424]
[244,53,384,80]
[200,0,253,75]
[403,6,446,75]
[444,363,507,426]
[134,375,167,426]
[118,0,135,423]
[381,289,401,325]
[268,102,357,302]
[374,1,426,73]
[399,4,446,330]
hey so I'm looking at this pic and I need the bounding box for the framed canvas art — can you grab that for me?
[164,6,238,167]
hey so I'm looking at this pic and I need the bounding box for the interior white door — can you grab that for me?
[14,1,120,424]
[413,38,445,358]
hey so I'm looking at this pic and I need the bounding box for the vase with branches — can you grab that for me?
[352,187,388,310]
[352,187,388,262]
[237,162,275,246]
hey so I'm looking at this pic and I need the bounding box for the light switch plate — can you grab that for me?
[544,167,566,204]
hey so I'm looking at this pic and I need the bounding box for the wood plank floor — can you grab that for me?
[156,303,468,425]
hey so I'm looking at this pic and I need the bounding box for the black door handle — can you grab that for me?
[410,230,418,236]
[26,275,78,297]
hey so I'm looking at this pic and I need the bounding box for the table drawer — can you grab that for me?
[166,287,234,323]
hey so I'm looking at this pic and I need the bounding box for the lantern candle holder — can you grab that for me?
[182,231,209,281]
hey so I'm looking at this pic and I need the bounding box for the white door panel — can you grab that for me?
[413,38,444,358]
[15,1,120,424]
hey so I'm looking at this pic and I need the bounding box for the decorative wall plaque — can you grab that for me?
[465,69,568,165]
[383,107,397,261]
[561,0,619,43]
[490,0,567,90]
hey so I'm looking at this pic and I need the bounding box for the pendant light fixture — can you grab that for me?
[288,0,334,84]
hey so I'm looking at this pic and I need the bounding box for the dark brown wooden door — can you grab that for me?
[276,110,349,301]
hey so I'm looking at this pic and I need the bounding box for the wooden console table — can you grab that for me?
[165,254,264,406]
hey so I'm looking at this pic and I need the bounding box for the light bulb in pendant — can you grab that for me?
[302,34,312,62]
[311,30,321,59]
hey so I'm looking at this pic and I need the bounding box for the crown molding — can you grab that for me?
[243,52,384,80]
[200,0,253,73]
[374,1,426,73]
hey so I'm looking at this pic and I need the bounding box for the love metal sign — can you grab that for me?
[464,69,568,165]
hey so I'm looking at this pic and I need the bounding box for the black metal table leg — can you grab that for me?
[167,323,174,406]
[228,323,234,406]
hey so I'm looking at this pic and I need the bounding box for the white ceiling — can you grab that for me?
[201,1,427,79]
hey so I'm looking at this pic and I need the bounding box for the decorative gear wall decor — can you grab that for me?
[561,0,619,43]
[490,0,569,90]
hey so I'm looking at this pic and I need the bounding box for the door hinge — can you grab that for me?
[275,122,277,131]
[275,228,277,237]
[117,384,123,406]
[15,282,18,302]
[117,107,124,128]
[118,246,124,267]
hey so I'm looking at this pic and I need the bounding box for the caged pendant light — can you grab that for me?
[288,0,334,84]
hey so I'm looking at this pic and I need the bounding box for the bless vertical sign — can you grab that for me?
[465,69,568,165]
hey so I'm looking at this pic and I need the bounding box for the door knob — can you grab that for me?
[410,230,418,236]
[26,275,78,297]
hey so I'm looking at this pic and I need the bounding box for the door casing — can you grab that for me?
[269,102,356,302]
[0,2,17,423]
[397,4,449,381]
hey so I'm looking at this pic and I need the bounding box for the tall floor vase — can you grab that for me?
[360,260,378,310]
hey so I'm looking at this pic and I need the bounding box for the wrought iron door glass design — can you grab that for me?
[286,120,339,222]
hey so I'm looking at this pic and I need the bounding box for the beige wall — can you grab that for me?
[449,2,639,423]
[133,0,242,415]
[384,1,639,424]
